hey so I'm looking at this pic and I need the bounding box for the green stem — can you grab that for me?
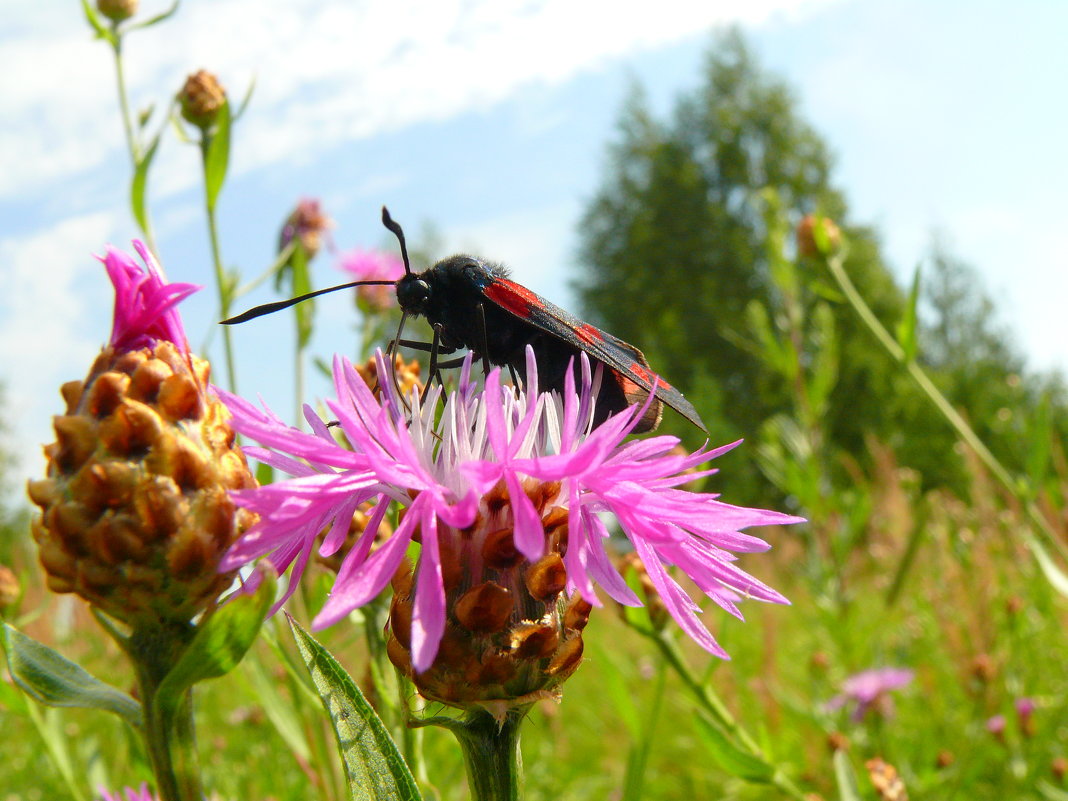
[449,708,525,801]
[295,323,305,427]
[128,624,201,801]
[823,251,1068,561]
[109,27,158,253]
[200,137,238,392]
[647,630,807,800]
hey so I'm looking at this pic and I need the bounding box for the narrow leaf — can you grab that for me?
[154,568,275,728]
[203,100,231,212]
[693,710,774,783]
[895,266,921,362]
[128,0,180,32]
[287,615,421,801]
[1029,536,1068,599]
[130,130,162,236]
[233,76,258,121]
[80,0,115,43]
[240,655,312,761]
[833,749,863,801]
[2,623,141,729]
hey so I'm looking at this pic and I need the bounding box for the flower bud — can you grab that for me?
[279,198,333,260]
[178,70,226,130]
[97,0,139,21]
[797,214,842,258]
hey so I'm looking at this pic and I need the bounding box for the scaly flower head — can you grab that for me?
[218,349,799,709]
[27,243,256,627]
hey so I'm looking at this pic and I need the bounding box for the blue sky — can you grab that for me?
[2,0,1066,489]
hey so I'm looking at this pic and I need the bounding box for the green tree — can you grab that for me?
[575,30,954,495]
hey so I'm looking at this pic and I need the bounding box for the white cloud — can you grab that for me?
[0,212,117,487]
[2,0,835,206]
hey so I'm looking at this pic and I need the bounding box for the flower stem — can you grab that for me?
[109,26,158,254]
[647,630,807,800]
[199,136,238,392]
[822,250,1068,562]
[446,709,525,801]
[127,624,202,801]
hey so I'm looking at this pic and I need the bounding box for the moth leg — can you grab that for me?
[475,302,491,376]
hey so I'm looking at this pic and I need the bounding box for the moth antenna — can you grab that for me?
[221,280,395,324]
[381,206,412,276]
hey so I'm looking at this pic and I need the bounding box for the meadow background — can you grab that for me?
[3,2,1068,799]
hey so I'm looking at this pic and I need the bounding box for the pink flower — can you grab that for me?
[97,784,157,801]
[217,349,800,672]
[101,241,199,354]
[829,667,914,722]
[336,248,404,310]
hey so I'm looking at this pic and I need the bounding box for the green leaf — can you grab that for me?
[233,75,258,121]
[2,623,141,729]
[240,654,312,762]
[130,130,162,236]
[287,615,421,801]
[693,710,774,783]
[127,0,180,32]
[203,100,231,212]
[154,568,275,729]
[80,0,115,43]
[833,749,863,801]
[895,266,921,362]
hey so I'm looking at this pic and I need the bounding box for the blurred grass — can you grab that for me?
[3,442,1067,801]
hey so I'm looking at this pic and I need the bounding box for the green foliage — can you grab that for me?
[575,29,1052,497]
[288,615,421,801]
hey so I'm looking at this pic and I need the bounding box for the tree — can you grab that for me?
[576,30,926,496]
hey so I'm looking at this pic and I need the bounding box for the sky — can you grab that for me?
[2,0,1066,496]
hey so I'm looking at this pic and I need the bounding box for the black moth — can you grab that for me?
[223,207,706,434]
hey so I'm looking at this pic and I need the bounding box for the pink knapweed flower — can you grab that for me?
[829,667,914,722]
[336,248,404,310]
[97,783,157,801]
[103,241,196,354]
[217,349,800,675]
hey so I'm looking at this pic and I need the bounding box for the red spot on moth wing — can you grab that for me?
[626,361,673,390]
[483,280,541,317]
[575,323,604,344]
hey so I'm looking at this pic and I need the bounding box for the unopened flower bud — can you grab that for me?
[1015,697,1036,738]
[279,199,332,260]
[97,0,138,21]
[936,750,954,769]
[1053,757,1068,783]
[797,214,842,258]
[178,70,226,129]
